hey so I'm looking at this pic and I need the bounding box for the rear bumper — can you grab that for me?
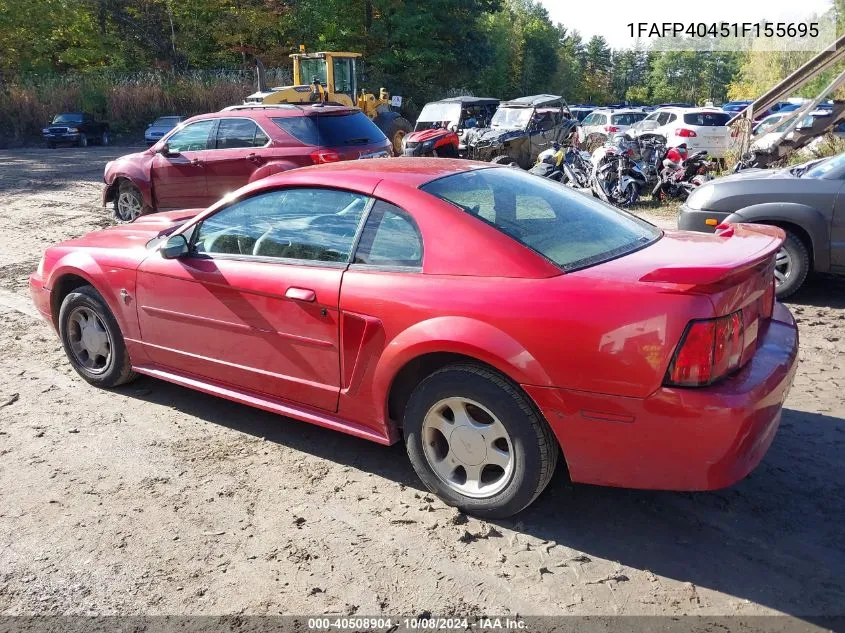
[677,206,731,233]
[29,273,53,325]
[525,302,798,491]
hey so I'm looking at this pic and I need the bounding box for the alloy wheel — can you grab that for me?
[774,246,792,289]
[116,191,142,221]
[421,397,514,499]
[67,306,112,374]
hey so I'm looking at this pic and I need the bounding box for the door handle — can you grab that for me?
[285,287,316,302]
[190,158,204,167]
[247,153,263,164]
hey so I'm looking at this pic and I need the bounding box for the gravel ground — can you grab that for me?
[0,147,843,620]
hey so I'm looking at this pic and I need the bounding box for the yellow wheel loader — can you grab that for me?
[245,50,411,154]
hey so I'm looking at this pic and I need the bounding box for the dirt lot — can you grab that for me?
[0,147,843,620]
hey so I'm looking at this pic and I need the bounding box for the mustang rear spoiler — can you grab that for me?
[639,223,785,285]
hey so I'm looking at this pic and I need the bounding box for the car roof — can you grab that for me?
[433,96,500,105]
[501,94,562,107]
[247,158,495,194]
[187,104,359,123]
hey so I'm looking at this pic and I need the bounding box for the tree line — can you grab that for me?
[1,0,842,132]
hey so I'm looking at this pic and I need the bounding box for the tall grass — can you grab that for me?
[0,68,291,144]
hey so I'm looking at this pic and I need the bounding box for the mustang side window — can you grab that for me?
[353,201,423,268]
[194,188,370,263]
[166,120,215,153]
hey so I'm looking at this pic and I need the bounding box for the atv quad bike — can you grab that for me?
[403,96,499,158]
[467,95,577,169]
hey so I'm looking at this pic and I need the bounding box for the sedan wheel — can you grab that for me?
[66,306,112,374]
[773,231,810,299]
[115,183,144,222]
[58,285,137,388]
[404,364,558,518]
[422,397,514,499]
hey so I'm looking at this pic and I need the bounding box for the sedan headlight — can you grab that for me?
[685,184,715,210]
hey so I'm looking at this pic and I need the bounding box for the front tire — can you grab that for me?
[78,134,88,148]
[58,286,137,388]
[114,181,147,222]
[775,231,810,298]
[490,154,517,166]
[404,364,558,518]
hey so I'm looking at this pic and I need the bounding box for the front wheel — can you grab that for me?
[114,181,147,222]
[58,286,137,388]
[77,134,88,148]
[404,364,559,518]
[490,154,517,166]
[774,231,810,298]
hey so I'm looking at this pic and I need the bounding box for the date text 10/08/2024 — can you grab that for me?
[627,22,820,39]
[307,617,526,630]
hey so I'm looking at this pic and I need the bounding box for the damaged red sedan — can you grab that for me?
[30,159,798,517]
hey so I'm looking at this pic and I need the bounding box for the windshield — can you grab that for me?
[299,57,327,86]
[420,167,661,271]
[491,107,533,129]
[611,112,646,126]
[803,153,845,178]
[417,102,462,126]
[152,116,182,126]
[52,114,83,124]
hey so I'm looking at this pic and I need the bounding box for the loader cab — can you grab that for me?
[292,52,359,104]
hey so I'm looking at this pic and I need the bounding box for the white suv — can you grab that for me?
[631,107,734,158]
[576,108,647,149]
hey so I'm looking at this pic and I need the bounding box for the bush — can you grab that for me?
[0,68,291,143]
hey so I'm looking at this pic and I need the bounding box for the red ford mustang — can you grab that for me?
[30,159,798,517]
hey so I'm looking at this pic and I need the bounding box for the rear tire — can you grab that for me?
[491,154,517,166]
[404,364,558,518]
[775,231,810,299]
[385,117,412,155]
[58,286,137,388]
[100,131,110,146]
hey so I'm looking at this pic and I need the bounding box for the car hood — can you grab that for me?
[470,127,526,145]
[406,128,454,143]
[60,210,202,250]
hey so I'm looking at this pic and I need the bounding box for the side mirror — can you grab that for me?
[448,123,458,132]
[161,234,189,259]
[158,143,179,158]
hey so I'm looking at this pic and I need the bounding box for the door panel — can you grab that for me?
[151,119,216,209]
[135,256,343,411]
[151,152,210,209]
[205,118,272,201]
[832,182,845,270]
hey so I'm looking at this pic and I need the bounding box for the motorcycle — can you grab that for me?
[652,146,716,201]
[529,144,565,181]
[590,133,648,207]
[561,147,592,189]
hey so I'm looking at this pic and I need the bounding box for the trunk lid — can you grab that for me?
[577,223,782,365]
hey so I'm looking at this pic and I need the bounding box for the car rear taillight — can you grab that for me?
[665,311,745,387]
[761,277,775,319]
[675,128,697,138]
[311,149,341,164]
[605,125,619,133]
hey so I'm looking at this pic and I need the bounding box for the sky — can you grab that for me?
[537,0,835,49]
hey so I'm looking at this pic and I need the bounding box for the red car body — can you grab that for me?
[103,105,392,213]
[33,159,798,493]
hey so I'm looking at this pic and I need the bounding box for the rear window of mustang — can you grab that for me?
[420,168,661,271]
[272,113,387,146]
